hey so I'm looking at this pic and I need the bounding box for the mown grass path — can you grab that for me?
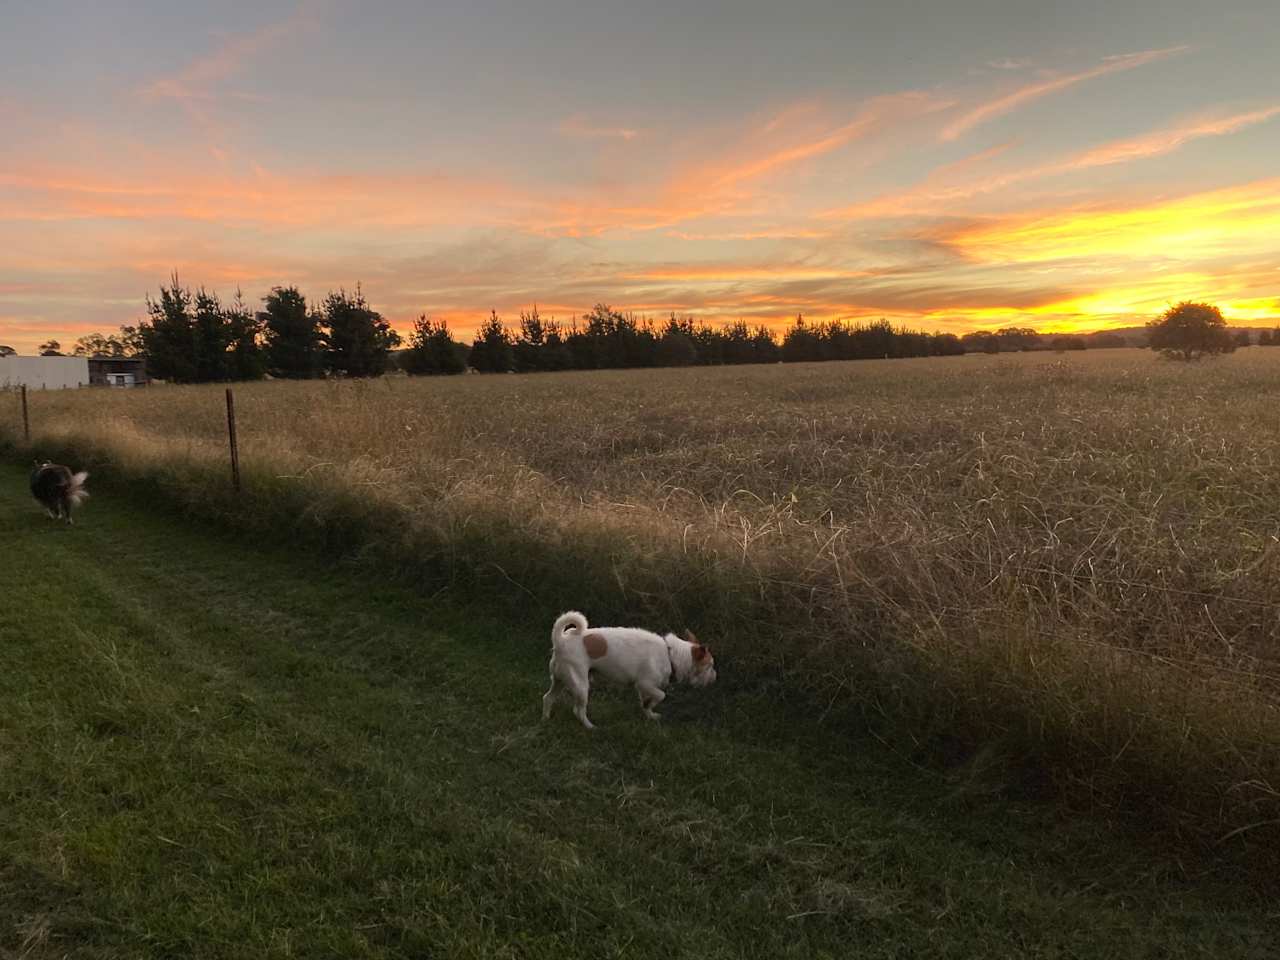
[0,465,1275,958]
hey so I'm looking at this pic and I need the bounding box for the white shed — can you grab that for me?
[0,356,91,390]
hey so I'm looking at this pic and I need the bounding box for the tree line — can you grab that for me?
[52,278,1280,383]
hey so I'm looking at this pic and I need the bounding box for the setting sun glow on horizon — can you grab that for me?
[2,0,1278,353]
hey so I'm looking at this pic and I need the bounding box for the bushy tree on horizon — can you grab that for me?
[655,315,697,367]
[130,278,266,381]
[322,286,401,377]
[140,276,198,382]
[781,314,819,363]
[72,333,129,358]
[1146,301,1236,361]
[193,288,233,382]
[469,310,514,372]
[224,290,266,380]
[404,315,467,375]
[261,286,324,379]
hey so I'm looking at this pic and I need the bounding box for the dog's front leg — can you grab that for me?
[637,683,666,720]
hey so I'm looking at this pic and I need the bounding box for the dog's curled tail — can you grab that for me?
[552,611,588,648]
[68,471,90,507]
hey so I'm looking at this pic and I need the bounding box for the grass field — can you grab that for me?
[4,347,1280,857]
[2,464,1279,958]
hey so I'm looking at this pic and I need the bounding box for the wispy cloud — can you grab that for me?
[940,46,1189,141]
[559,114,640,141]
[0,166,534,228]
[534,91,950,236]
[986,58,1032,70]
[1069,104,1280,166]
[137,3,321,107]
[826,103,1280,220]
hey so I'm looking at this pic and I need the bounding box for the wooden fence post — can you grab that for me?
[21,385,29,442]
[225,388,241,494]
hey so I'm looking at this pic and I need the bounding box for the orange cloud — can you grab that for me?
[534,91,948,236]
[940,46,1188,141]
[1070,105,1280,166]
[0,166,535,228]
[623,265,875,282]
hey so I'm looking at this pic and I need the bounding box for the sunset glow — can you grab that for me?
[3,1,1279,352]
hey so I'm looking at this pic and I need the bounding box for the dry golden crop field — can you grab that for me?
[6,346,1280,844]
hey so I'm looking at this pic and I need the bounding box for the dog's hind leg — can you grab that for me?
[636,683,666,721]
[565,671,594,730]
[542,662,562,720]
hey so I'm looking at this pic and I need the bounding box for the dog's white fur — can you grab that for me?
[542,610,717,729]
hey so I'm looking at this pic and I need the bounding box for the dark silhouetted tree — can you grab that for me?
[657,316,698,366]
[996,327,1041,352]
[72,333,127,357]
[140,276,198,381]
[781,314,819,362]
[38,339,63,356]
[513,306,549,372]
[322,286,400,377]
[1146,301,1235,361]
[404,315,467,375]
[224,290,266,380]
[261,286,323,379]
[192,288,233,381]
[541,317,574,370]
[469,311,514,372]
[117,325,145,357]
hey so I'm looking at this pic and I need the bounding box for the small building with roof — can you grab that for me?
[87,356,149,387]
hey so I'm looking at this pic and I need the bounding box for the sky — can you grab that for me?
[2,0,1279,352]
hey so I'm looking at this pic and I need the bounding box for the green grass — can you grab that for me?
[1,464,1278,958]
[5,350,1280,849]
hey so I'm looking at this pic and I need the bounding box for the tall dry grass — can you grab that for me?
[5,348,1280,853]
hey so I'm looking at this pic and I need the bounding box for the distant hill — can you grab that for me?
[1077,324,1280,346]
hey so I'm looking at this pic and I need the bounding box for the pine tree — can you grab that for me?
[225,290,266,380]
[322,286,401,377]
[468,311,514,372]
[260,287,323,379]
[404,316,466,375]
[140,274,198,382]
[193,288,232,381]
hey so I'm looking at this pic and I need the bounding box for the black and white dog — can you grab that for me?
[30,461,89,523]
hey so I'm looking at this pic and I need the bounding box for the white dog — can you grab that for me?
[542,611,717,729]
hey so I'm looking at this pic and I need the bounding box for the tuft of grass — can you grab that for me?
[1,465,1277,957]
[4,348,1280,856]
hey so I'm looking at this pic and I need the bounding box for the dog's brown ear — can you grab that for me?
[691,644,708,662]
[683,629,698,645]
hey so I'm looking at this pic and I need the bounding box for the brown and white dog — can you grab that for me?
[542,610,717,729]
